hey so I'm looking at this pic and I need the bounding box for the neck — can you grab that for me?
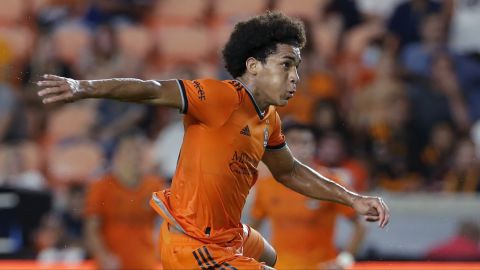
[236,75,269,112]
[113,170,140,188]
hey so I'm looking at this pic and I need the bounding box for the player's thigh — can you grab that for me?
[166,244,266,270]
[159,223,265,269]
[243,225,277,267]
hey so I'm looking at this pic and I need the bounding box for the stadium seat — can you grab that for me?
[0,0,25,25]
[116,24,154,60]
[275,0,323,20]
[210,20,235,52]
[47,140,104,184]
[153,0,209,25]
[45,103,96,145]
[213,0,266,21]
[52,22,92,64]
[155,24,212,62]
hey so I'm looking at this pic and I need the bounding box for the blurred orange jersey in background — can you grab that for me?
[251,167,356,269]
[85,174,164,269]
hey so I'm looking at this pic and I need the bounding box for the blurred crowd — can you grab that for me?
[1,0,480,264]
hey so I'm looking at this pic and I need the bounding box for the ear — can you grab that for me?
[245,57,259,75]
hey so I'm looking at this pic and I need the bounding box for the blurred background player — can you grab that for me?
[250,123,365,269]
[84,132,164,270]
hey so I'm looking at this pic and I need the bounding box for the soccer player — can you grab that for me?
[85,132,164,269]
[250,123,365,269]
[37,11,389,270]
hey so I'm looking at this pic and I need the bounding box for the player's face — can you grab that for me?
[285,129,315,164]
[256,44,301,107]
[113,136,147,184]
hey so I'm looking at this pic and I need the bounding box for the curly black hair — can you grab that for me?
[222,11,306,78]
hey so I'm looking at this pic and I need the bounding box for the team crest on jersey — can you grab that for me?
[263,120,269,148]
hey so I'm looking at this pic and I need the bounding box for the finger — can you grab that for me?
[380,199,390,228]
[42,92,73,104]
[365,216,380,222]
[37,80,63,87]
[38,87,66,97]
[43,74,66,81]
[373,199,386,228]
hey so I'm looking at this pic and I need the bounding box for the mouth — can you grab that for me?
[286,90,296,99]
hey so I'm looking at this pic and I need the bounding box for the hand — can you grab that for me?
[37,74,86,104]
[352,195,390,228]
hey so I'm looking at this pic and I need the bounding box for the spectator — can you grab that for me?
[316,131,369,193]
[420,122,456,190]
[426,220,480,261]
[387,0,442,49]
[34,213,85,264]
[311,99,348,136]
[442,137,480,193]
[400,13,449,78]
[407,53,470,151]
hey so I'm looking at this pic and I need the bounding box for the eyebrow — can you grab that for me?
[282,55,301,64]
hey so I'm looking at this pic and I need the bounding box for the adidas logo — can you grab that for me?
[240,125,251,136]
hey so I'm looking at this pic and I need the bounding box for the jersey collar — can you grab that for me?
[235,80,266,120]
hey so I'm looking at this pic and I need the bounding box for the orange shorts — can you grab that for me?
[159,222,267,269]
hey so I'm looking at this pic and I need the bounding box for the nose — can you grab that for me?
[290,67,299,85]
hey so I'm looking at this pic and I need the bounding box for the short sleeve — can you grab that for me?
[250,179,268,220]
[178,79,239,126]
[266,112,286,150]
[84,180,104,218]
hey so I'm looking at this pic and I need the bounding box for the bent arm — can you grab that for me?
[262,146,358,206]
[37,74,183,109]
[262,146,390,228]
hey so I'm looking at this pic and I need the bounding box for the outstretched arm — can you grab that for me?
[37,74,183,109]
[262,146,390,228]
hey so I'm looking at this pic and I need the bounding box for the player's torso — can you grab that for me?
[102,176,158,225]
[259,177,338,260]
[176,89,275,187]
[170,83,277,230]
[260,178,337,226]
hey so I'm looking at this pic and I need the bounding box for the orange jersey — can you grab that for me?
[150,79,285,249]
[251,167,356,269]
[85,174,164,269]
